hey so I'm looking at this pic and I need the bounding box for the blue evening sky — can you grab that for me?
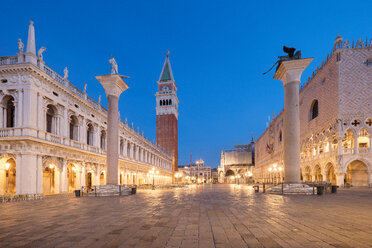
[1,0,371,168]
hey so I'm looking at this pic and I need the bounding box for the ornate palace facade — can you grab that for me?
[0,21,173,195]
[254,36,372,187]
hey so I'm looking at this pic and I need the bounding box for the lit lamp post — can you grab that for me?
[185,176,190,184]
[149,167,159,190]
[268,164,283,185]
[245,171,253,184]
[237,174,241,185]
[175,173,182,184]
[268,167,272,184]
[5,163,10,193]
[191,176,195,183]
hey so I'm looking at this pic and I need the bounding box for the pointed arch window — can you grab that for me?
[169,99,172,105]
[310,100,319,120]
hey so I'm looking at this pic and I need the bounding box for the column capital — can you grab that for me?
[274,58,313,85]
[95,74,129,97]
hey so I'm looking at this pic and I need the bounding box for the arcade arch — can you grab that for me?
[1,158,16,194]
[345,160,369,187]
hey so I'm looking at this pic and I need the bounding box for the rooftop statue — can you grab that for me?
[17,39,24,53]
[38,47,46,60]
[109,56,118,75]
[63,67,69,80]
[263,46,302,75]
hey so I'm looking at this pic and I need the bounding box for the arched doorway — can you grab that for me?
[86,172,93,188]
[315,165,322,182]
[67,164,77,192]
[43,164,56,194]
[99,171,105,185]
[326,164,336,185]
[225,169,235,183]
[3,158,16,194]
[304,166,311,181]
[120,172,123,184]
[345,160,368,186]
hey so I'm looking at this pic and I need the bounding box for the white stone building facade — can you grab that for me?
[254,36,372,187]
[0,21,172,195]
[178,159,211,183]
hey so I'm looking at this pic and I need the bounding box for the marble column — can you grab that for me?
[336,172,345,187]
[274,58,312,184]
[95,74,129,185]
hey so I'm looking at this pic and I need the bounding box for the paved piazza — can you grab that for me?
[1,185,372,248]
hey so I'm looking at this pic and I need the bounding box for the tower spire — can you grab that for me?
[159,51,174,82]
[26,20,36,55]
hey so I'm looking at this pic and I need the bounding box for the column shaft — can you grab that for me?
[283,81,301,183]
[106,95,119,184]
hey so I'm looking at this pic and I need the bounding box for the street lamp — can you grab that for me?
[237,174,241,185]
[175,173,182,184]
[278,167,283,182]
[149,167,159,190]
[268,167,272,184]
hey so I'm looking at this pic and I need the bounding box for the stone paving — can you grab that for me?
[1,185,372,248]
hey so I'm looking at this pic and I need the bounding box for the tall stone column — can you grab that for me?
[95,75,128,185]
[274,58,312,184]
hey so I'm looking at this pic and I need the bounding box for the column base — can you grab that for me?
[266,183,313,195]
[88,185,131,197]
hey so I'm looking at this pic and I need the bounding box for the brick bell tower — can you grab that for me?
[156,51,179,182]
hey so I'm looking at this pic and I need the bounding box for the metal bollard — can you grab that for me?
[281,182,284,195]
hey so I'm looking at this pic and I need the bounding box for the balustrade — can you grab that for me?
[358,147,370,154]
[343,148,354,154]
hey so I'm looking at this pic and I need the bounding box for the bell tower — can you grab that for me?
[156,51,179,182]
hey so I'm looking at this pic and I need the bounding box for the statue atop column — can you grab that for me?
[109,56,118,75]
[263,46,302,75]
[17,39,24,53]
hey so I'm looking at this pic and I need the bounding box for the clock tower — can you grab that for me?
[156,51,179,182]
